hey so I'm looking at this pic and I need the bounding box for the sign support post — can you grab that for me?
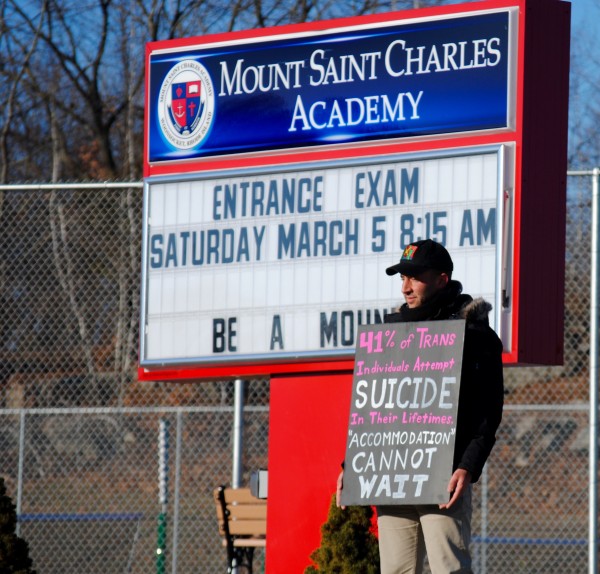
[233,379,245,488]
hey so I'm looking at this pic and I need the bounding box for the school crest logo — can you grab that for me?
[158,60,215,150]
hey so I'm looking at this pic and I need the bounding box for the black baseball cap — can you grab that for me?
[385,239,453,277]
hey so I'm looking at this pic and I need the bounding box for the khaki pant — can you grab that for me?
[377,487,473,574]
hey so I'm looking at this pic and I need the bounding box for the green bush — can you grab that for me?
[0,478,35,574]
[305,495,379,574]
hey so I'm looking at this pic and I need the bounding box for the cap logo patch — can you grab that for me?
[402,245,418,261]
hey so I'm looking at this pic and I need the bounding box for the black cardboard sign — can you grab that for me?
[341,320,466,506]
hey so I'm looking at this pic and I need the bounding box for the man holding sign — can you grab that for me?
[336,239,504,574]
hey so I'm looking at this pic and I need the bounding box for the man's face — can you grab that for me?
[400,269,449,308]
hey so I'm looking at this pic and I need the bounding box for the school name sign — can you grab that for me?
[147,10,511,161]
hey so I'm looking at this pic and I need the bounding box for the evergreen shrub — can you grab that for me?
[0,478,35,574]
[305,494,379,574]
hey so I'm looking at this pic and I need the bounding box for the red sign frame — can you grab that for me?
[140,0,570,380]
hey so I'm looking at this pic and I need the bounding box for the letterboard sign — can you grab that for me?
[139,149,502,369]
[341,320,465,506]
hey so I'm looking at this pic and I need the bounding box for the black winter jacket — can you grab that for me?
[384,280,504,483]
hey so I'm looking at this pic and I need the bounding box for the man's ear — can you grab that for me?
[437,273,450,288]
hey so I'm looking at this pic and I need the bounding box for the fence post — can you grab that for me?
[16,411,25,537]
[590,167,600,574]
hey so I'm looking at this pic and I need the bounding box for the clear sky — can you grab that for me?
[571,0,600,23]
[571,0,600,44]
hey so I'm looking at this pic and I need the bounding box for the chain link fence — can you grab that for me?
[0,174,595,573]
[3,403,269,574]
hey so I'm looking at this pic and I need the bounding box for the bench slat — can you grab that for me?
[227,519,267,536]
[221,488,265,504]
[226,505,267,520]
[215,503,266,520]
[232,539,266,547]
[221,539,266,548]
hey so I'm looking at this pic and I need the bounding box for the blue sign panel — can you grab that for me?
[148,11,510,161]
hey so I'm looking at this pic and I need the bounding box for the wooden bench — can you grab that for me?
[214,486,267,573]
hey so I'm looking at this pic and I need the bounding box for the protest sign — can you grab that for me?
[341,320,465,506]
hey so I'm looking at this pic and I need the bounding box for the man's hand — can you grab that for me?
[439,468,471,510]
[336,470,345,509]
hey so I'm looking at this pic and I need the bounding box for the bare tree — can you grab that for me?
[1,0,451,182]
[6,0,595,183]
[0,1,48,183]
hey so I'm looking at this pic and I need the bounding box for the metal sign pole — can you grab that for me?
[233,380,245,489]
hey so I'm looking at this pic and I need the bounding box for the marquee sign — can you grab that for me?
[141,0,570,378]
[140,147,506,368]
